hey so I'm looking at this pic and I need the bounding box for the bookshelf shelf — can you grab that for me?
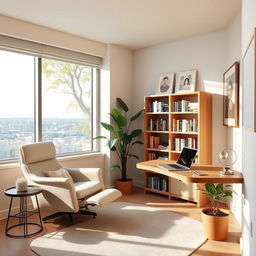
[145,130,169,133]
[171,112,198,114]
[145,112,170,114]
[146,148,169,152]
[144,188,169,196]
[171,131,198,135]
[143,91,212,202]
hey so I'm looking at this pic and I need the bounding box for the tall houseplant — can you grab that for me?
[94,98,144,195]
[200,183,234,240]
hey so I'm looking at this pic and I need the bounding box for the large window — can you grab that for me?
[42,59,93,154]
[0,50,98,162]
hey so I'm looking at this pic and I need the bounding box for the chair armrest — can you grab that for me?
[30,176,71,186]
[28,174,79,213]
[67,168,104,184]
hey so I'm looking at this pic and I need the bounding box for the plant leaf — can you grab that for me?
[107,138,118,150]
[93,135,107,140]
[111,165,120,170]
[101,122,114,132]
[128,154,139,160]
[129,129,142,139]
[130,109,144,122]
[116,98,128,112]
[111,108,127,128]
[132,141,144,145]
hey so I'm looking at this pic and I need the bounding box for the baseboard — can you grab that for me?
[133,179,144,188]
[0,203,33,220]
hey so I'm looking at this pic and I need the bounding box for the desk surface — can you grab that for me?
[136,160,243,184]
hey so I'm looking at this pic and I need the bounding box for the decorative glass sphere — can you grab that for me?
[218,149,237,172]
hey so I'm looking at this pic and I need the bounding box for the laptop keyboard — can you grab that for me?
[168,164,184,170]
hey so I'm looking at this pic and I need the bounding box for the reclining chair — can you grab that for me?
[19,142,122,222]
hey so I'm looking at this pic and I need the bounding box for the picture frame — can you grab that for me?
[242,28,256,131]
[223,62,239,127]
[156,72,174,94]
[175,70,197,93]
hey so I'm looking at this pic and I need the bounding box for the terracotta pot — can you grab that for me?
[201,208,229,241]
[116,179,133,195]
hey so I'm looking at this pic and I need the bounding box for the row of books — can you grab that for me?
[172,119,198,132]
[172,138,197,152]
[147,175,168,192]
[147,152,168,160]
[149,136,160,148]
[173,100,198,112]
[148,118,168,131]
[149,101,169,112]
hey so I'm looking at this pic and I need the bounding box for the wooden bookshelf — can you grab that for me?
[143,91,212,202]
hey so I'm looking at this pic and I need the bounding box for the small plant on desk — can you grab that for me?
[200,183,235,241]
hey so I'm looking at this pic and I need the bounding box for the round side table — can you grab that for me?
[4,185,43,238]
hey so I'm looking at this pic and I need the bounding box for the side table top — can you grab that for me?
[4,185,42,197]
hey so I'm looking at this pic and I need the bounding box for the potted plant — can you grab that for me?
[200,183,234,241]
[94,98,144,195]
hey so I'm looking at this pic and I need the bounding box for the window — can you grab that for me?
[0,50,34,161]
[42,59,93,154]
[0,50,98,162]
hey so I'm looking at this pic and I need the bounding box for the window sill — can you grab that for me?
[0,152,105,170]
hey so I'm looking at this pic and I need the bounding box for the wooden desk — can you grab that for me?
[136,160,243,207]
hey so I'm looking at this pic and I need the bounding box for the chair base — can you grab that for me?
[42,210,97,223]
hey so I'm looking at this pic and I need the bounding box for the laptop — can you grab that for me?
[157,147,197,171]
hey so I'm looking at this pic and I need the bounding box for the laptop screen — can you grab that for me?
[176,147,197,168]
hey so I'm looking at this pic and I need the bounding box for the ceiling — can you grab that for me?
[0,0,241,50]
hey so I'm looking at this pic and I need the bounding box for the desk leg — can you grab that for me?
[197,183,209,208]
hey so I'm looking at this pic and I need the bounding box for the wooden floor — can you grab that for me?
[0,188,241,256]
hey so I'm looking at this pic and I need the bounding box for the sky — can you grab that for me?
[0,50,88,119]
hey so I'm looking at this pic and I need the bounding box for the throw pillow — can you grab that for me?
[46,168,73,181]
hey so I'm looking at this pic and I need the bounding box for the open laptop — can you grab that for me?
[157,147,197,171]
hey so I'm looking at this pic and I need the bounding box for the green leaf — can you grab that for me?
[116,98,128,112]
[205,183,217,195]
[111,108,127,128]
[107,138,118,150]
[93,135,107,140]
[101,122,114,132]
[129,129,142,139]
[130,109,144,121]
[132,141,144,145]
[128,154,139,160]
[111,165,120,170]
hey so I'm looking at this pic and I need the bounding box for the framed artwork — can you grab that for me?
[242,28,256,131]
[223,62,239,127]
[175,70,197,93]
[156,72,174,94]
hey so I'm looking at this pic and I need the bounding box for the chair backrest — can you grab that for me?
[19,142,62,179]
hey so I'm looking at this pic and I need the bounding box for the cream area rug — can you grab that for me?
[31,202,206,256]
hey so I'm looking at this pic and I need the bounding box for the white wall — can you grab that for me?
[100,44,133,188]
[224,12,243,226]
[240,1,256,255]
[132,30,229,186]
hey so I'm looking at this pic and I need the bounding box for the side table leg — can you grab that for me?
[35,195,43,231]
[5,197,13,235]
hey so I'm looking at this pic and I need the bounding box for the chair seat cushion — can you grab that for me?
[74,181,103,199]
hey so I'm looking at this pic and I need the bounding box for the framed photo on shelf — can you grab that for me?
[223,62,239,127]
[156,72,174,94]
[175,70,197,93]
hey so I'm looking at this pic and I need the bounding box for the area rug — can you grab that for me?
[31,202,206,256]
